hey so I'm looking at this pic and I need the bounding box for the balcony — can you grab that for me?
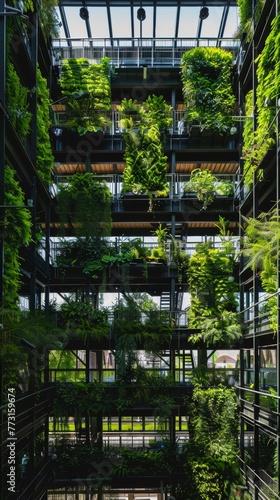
[51,37,239,68]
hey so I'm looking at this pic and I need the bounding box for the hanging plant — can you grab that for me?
[187,239,241,346]
[58,300,110,343]
[242,209,280,332]
[59,58,111,135]
[6,60,32,139]
[181,47,235,131]
[111,294,172,351]
[183,385,240,499]
[4,166,32,308]
[116,98,140,129]
[122,125,169,210]
[236,0,266,40]
[36,66,54,183]
[119,94,171,210]
[5,23,32,139]
[170,237,189,283]
[57,172,112,237]
[242,14,280,189]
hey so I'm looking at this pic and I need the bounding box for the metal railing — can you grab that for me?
[53,172,236,202]
[51,37,240,68]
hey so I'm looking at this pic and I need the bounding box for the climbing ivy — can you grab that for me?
[36,66,54,183]
[182,386,240,499]
[242,13,280,189]
[4,166,32,308]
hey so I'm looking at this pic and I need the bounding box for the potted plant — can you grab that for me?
[117,98,139,115]
[180,47,235,132]
[146,246,167,263]
[214,179,234,196]
[183,168,216,210]
[116,98,140,130]
[152,223,170,248]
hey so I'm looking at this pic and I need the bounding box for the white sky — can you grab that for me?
[55,6,239,40]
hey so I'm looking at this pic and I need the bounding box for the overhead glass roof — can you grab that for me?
[55,0,239,43]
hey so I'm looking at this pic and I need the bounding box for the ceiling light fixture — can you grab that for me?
[79,7,89,21]
[199,7,209,20]
[137,7,146,21]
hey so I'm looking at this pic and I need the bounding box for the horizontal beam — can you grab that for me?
[59,0,237,6]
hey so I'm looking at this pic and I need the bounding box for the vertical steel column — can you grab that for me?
[44,206,50,314]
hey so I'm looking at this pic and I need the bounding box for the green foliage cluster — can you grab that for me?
[242,13,280,189]
[4,166,32,308]
[180,47,235,131]
[120,95,171,207]
[21,0,60,39]
[56,235,168,286]
[236,0,253,37]
[182,386,241,499]
[6,23,54,184]
[58,300,110,343]
[183,169,234,209]
[242,209,279,332]
[57,236,111,268]
[0,307,66,395]
[139,94,173,131]
[57,173,112,237]
[236,0,265,39]
[36,66,54,183]
[54,382,106,421]
[184,168,216,209]
[6,60,32,139]
[112,294,173,351]
[56,237,132,289]
[23,0,34,11]
[170,236,189,283]
[39,0,60,38]
[53,440,100,469]
[187,238,241,346]
[111,444,175,477]
[115,369,174,414]
[122,125,169,209]
[59,58,111,135]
